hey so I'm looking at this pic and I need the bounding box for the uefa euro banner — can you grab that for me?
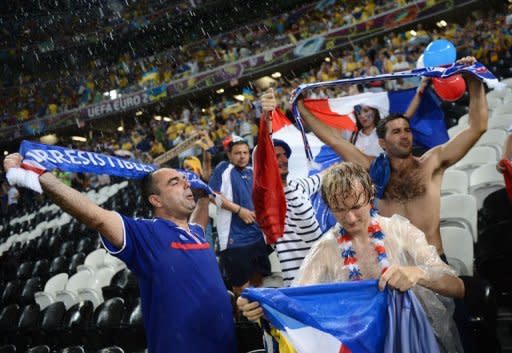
[243,280,440,353]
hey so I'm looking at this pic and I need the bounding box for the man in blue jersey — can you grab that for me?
[209,137,271,296]
[3,155,236,353]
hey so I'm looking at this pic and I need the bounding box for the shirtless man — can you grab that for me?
[297,57,487,255]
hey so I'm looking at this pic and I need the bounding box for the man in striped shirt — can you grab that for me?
[261,89,326,286]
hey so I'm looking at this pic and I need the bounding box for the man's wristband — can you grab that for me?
[236,205,242,214]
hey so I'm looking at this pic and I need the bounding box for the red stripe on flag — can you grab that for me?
[340,344,352,353]
[303,99,357,131]
[270,108,292,132]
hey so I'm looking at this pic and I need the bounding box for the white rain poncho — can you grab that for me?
[294,214,463,353]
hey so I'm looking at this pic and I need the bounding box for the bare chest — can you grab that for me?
[384,165,427,203]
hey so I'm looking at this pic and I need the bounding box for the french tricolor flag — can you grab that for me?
[273,87,449,180]
[243,280,441,353]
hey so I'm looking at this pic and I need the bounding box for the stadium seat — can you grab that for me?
[68,253,86,275]
[94,347,125,353]
[502,77,512,88]
[56,271,93,309]
[86,297,125,351]
[48,257,69,277]
[59,241,76,257]
[480,188,512,226]
[476,219,512,294]
[491,105,512,117]
[475,129,507,159]
[75,237,94,255]
[469,163,506,209]
[440,226,474,276]
[47,236,64,257]
[56,346,85,353]
[16,262,33,281]
[457,113,469,127]
[76,249,107,274]
[486,96,502,110]
[0,345,16,353]
[26,345,50,353]
[120,298,146,352]
[103,254,126,272]
[31,259,50,281]
[440,194,478,243]
[61,301,94,348]
[454,146,497,176]
[77,267,116,309]
[15,303,42,351]
[1,280,22,305]
[441,169,469,196]
[102,269,139,307]
[39,301,66,344]
[0,304,20,344]
[20,277,43,305]
[488,114,512,130]
[34,273,68,310]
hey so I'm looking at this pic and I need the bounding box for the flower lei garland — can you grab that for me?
[335,209,390,281]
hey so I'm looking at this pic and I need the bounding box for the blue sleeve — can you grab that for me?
[100,213,156,277]
[209,161,228,192]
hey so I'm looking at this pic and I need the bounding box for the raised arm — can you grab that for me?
[404,77,430,119]
[433,57,488,169]
[4,153,124,248]
[190,194,210,231]
[297,99,373,170]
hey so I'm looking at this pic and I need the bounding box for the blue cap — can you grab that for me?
[273,139,291,158]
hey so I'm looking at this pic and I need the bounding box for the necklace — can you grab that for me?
[335,211,389,281]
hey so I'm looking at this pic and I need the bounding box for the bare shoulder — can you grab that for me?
[417,146,444,173]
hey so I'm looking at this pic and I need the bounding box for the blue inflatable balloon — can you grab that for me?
[423,39,456,67]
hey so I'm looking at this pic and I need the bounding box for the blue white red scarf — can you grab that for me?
[290,61,503,161]
[335,210,389,281]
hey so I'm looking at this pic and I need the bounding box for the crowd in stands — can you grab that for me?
[1,8,511,216]
[1,0,423,127]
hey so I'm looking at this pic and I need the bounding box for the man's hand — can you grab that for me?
[237,296,264,322]
[378,265,426,292]
[456,56,477,66]
[3,153,22,172]
[3,153,44,193]
[261,88,277,114]
[238,207,256,224]
[457,56,479,83]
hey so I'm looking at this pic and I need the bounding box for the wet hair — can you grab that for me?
[321,162,375,210]
[140,171,159,209]
[350,105,381,145]
[376,114,410,139]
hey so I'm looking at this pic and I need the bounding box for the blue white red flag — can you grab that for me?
[243,280,440,353]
